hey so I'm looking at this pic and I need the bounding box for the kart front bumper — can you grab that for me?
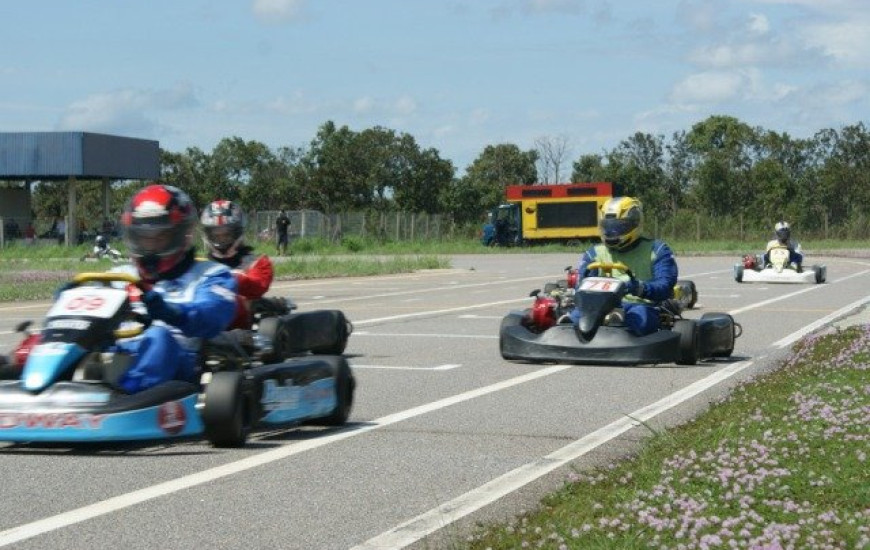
[499,311,681,366]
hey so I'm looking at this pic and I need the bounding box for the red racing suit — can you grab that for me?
[210,247,274,329]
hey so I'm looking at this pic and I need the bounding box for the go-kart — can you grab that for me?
[80,236,127,263]
[0,272,355,447]
[734,245,825,284]
[500,262,741,366]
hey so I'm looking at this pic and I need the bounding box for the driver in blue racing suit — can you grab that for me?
[568,196,678,336]
[111,184,237,393]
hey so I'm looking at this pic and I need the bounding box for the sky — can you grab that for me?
[1,0,868,175]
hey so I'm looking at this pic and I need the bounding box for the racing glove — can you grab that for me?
[141,290,184,326]
[622,279,644,298]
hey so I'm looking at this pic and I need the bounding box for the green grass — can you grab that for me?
[465,326,870,549]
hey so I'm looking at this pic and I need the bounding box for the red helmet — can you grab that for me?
[743,254,757,269]
[201,200,246,259]
[121,184,197,280]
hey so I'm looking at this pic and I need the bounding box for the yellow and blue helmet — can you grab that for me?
[599,196,642,250]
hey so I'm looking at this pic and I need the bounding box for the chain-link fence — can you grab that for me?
[252,210,449,243]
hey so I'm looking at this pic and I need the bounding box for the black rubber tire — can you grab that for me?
[257,316,287,362]
[684,280,698,309]
[813,265,824,284]
[312,357,355,426]
[673,319,700,365]
[202,371,250,448]
[310,315,352,355]
[734,265,744,283]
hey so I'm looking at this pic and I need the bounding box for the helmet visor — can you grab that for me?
[125,224,188,259]
[204,225,238,251]
[600,217,638,242]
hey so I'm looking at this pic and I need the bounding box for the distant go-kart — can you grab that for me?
[500,261,740,366]
[733,245,826,284]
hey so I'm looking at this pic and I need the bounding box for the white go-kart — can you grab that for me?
[734,245,825,284]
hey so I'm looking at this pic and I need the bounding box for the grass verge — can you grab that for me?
[465,325,870,549]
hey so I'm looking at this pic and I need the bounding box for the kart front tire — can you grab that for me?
[673,319,700,365]
[202,371,251,448]
[734,265,744,283]
[813,265,825,284]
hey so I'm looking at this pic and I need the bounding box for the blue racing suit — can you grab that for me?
[111,257,237,393]
[570,237,678,336]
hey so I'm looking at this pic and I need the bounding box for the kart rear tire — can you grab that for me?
[258,317,289,362]
[312,356,355,426]
[734,265,744,283]
[202,371,251,448]
[673,319,700,365]
[310,314,352,355]
[813,265,825,284]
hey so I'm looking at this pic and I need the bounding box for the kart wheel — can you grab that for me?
[258,317,288,361]
[734,265,744,283]
[202,371,251,447]
[673,319,700,365]
[813,265,825,284]
[683,280,698,309]
[312,356,355,426]
[310,314,352,355]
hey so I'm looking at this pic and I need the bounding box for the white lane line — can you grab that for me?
[0,365,570,548]
[352,331,497,339]
[354,298,527,326]
[772,294,870,348]
[727,269,870,316]
[351,359,757,550]
[270,275,550,306]
[352,364,462,371]
[458,314,504,319]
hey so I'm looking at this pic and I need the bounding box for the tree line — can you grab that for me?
[21,115,870,240]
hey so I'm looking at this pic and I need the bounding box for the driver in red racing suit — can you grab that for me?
[200,200,274,330]
[568,197,678,336]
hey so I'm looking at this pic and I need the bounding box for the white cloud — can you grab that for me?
[801,19,870,67]
[56,86,197,138]
[393,96,417,116]
[252,0,304,24]
[353,96,375,114]
[748,12,770,35]
[670,71,748,104]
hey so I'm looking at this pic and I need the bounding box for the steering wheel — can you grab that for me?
[71,272,152,338]
[585,261,635,280]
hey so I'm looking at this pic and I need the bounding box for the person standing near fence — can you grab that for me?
[275,208,290,256]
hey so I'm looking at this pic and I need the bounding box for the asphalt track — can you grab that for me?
[1,253,868,550]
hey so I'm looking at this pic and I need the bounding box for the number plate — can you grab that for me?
[47,287,128,319]
[579,276,624,293]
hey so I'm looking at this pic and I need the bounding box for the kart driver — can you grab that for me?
[200,199,275,330]
[763,221,803,270]
[111,184,238,393]
[568,196,678,336]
